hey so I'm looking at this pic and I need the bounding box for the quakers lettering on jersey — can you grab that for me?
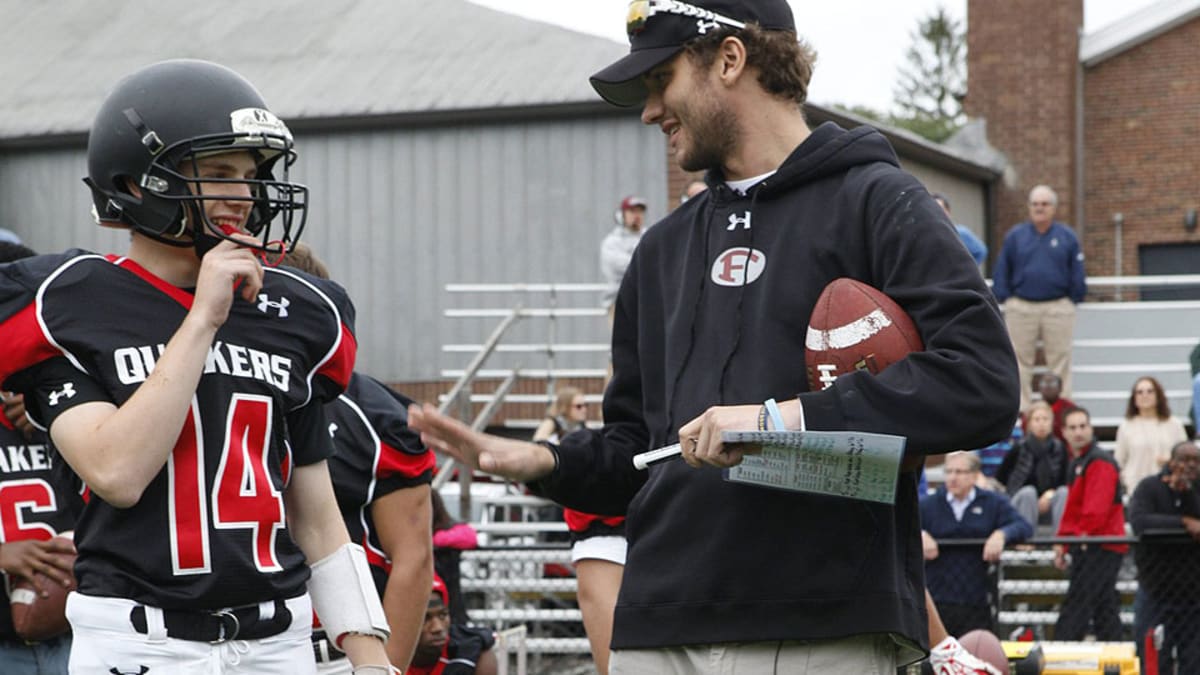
[0,250,356,610]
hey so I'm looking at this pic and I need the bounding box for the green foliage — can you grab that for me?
[891,6,967,143]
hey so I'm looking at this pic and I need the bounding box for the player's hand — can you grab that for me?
[0,538,76,596]
[408,403,556,482]
[677,404,762,469]
[190,235,264,329]
[1,391,35,439]
[922,530,940,561]
[982,530,1006,562]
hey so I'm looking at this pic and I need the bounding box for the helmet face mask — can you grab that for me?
[85,60,308,257]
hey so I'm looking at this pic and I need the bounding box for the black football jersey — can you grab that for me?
[326,373,434,594]
[0,419,84,639]
[0,251,356,610]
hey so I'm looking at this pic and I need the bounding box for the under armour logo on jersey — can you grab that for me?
[726,211,752,231]
[710,247,766,286]
[47,383,76,406]
[257,294,290,317]
[109,667,149,675]
[328,422,339,437]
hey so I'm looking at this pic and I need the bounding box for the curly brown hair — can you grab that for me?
[683,23,817,105]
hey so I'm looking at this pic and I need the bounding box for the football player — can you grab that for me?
[281,244,436,673]
[407,575,496,675]
[0,242,83,675]
[0,60,392,674]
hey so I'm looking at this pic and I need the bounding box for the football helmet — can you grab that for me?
[84,59,307,255]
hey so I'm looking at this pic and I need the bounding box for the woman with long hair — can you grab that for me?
[532,387,588,444]
[532,387,622,675]
[1115,376,1187,492]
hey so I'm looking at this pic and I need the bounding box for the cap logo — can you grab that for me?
[626,0,747,38]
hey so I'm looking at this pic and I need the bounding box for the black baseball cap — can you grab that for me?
[590,0,796,107]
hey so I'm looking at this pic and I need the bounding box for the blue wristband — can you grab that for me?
[764,398,785,431]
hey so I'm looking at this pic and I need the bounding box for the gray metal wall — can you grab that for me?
[0,112,666,383]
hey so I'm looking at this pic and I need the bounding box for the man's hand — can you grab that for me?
[1037,489,1055,514]
[1182,515,1200,542]
[922,530,939,561]
[0,538,76,596]
[190,236,265,330]
[1053,544,1069,571]
[1,391,35,439]
[677,404,763,469]
[982,530,1006,562]
[408,404,556,482]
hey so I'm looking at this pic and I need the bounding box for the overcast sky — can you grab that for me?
[469,0,1163,113]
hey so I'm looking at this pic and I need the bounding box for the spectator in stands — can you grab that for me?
[1190,341,1200,432]
[975,418,1023,480]
[600,195,647,319]
[993,185,1087,411]
[1054,407,1128,641]
[1128,440,1200,674]
[996,401,1069,532]
[932,193,987,268]
[1035,373,1074,445]
[534,388,623,675]
[431,490,478,626]
[532,387,588,445]
[921,451,1032,637]
[1115,376,1188,493]
[408,575,497,675]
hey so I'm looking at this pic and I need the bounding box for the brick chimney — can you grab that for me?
[965,0,1083,253]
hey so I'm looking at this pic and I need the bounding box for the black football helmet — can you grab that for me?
[84,59,307,256]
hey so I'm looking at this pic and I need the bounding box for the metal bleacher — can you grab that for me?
[434,276,1200,661]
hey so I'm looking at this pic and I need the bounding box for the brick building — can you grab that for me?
[966,0,1200,290]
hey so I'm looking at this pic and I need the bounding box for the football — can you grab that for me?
[958,629,1011,675]
[805,277,923,391]
[9,547,76,641]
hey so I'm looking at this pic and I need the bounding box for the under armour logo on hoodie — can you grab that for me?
[727,211,752,231]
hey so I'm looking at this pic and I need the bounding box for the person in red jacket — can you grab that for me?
[1053,407,1128,640]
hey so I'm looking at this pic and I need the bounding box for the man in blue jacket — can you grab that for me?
[922,452,1033,637]
[992,185,1087,411]
[409,1,1019,672]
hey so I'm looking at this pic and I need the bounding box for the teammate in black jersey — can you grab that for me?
[281,244,437,673]
[0,242,82,675]
[0,60,393,674]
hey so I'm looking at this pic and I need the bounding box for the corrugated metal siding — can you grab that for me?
[293,115,665,382]
[0,113,664,384]
[0,148,126,254]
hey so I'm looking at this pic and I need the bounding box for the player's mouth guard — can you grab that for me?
[212,221,288,266]
[308,542,390,647]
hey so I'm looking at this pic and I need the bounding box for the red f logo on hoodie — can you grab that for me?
[711,247,766,286]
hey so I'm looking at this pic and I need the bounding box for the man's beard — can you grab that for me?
[676,91,738,173]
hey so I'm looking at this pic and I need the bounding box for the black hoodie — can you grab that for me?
[534,123,1019,656]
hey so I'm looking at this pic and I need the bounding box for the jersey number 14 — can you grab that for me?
[170,394,284,575]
